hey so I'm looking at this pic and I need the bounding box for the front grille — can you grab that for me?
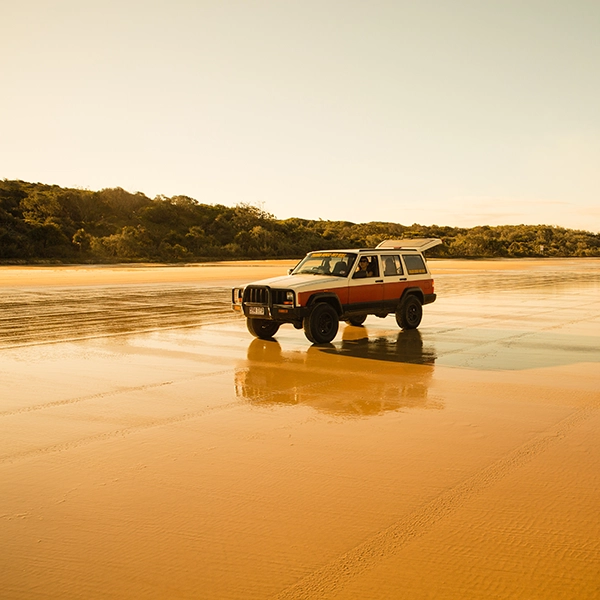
[244,286,269,304]
[243,287,292,306]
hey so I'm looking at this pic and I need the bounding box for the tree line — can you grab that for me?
[1,179,599,263]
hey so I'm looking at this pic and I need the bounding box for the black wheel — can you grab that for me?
[304,303,339,344]
[395,296,422,330]
[346,315,367,327]
[247,318,280,339]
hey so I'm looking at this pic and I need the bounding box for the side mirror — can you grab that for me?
[288,268,294,275]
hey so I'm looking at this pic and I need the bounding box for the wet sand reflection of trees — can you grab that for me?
[235,329,441,417]
[0,286,232,348]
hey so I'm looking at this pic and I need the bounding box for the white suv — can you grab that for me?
[232,238,441,344]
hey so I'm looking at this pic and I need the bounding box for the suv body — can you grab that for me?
[232,238,441,344]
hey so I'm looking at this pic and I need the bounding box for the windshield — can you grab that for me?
[292,252,357,277]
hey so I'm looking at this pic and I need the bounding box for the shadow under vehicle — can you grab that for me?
[235,328,441,417]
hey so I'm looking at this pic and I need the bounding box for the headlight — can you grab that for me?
[285,291,294,305]
[232,288,243,303]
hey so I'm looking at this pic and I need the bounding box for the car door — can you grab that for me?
[400,252,434,296]
[381,254,409,310]
[348,254,384,311]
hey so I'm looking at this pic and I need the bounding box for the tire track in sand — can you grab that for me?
[0,368,231,418]
[273,398,600,599]
[0,381,176,418]
[0,394,239,466]
[0,369,333,466]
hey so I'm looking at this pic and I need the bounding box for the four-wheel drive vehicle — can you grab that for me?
[232,238,442,344]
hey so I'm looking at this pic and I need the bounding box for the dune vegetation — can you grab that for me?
[1,179,599,263]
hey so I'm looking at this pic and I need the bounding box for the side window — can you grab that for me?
[382,255,404,277]
[352,254,380,278]
[368,256,380,277]
[402,254,427,275]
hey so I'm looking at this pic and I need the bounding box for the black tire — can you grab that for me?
[304,303,339,344]
[396,295,423,330]
[247,318,280,339]
[346,315,367,327]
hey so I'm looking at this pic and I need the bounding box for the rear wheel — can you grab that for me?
[304,303,339,344]
[247,318,280,339]
[396,296,422,330]
[346,315,367,326]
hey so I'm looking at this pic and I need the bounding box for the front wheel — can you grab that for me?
[247,318,280,339]
[304,303,339,344]
[395,296,422,330]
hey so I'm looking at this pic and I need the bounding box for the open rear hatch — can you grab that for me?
[375,238,442,252]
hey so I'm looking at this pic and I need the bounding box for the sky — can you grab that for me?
[2,0,599,231]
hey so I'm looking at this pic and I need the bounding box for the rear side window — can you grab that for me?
[382,255,404,276]
[402,254,427,275]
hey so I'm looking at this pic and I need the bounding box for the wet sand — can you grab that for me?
[1,259,599,599]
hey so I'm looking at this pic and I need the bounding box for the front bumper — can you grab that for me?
[232,285,307,322]
[236,303,307,322]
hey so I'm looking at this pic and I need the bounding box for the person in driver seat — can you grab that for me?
[354,256,373,278]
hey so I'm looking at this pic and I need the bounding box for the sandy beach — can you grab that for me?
[1,259,599,599]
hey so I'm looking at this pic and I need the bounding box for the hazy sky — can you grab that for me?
[2,0,599,231]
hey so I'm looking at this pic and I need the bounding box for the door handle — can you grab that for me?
[398,278,407,281]
[376,279,383,283]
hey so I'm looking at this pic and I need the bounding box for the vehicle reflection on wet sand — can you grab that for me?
[236,329,440,417]
[332,325,437,365]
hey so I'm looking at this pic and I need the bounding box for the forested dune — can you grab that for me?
[1,179,599,263]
